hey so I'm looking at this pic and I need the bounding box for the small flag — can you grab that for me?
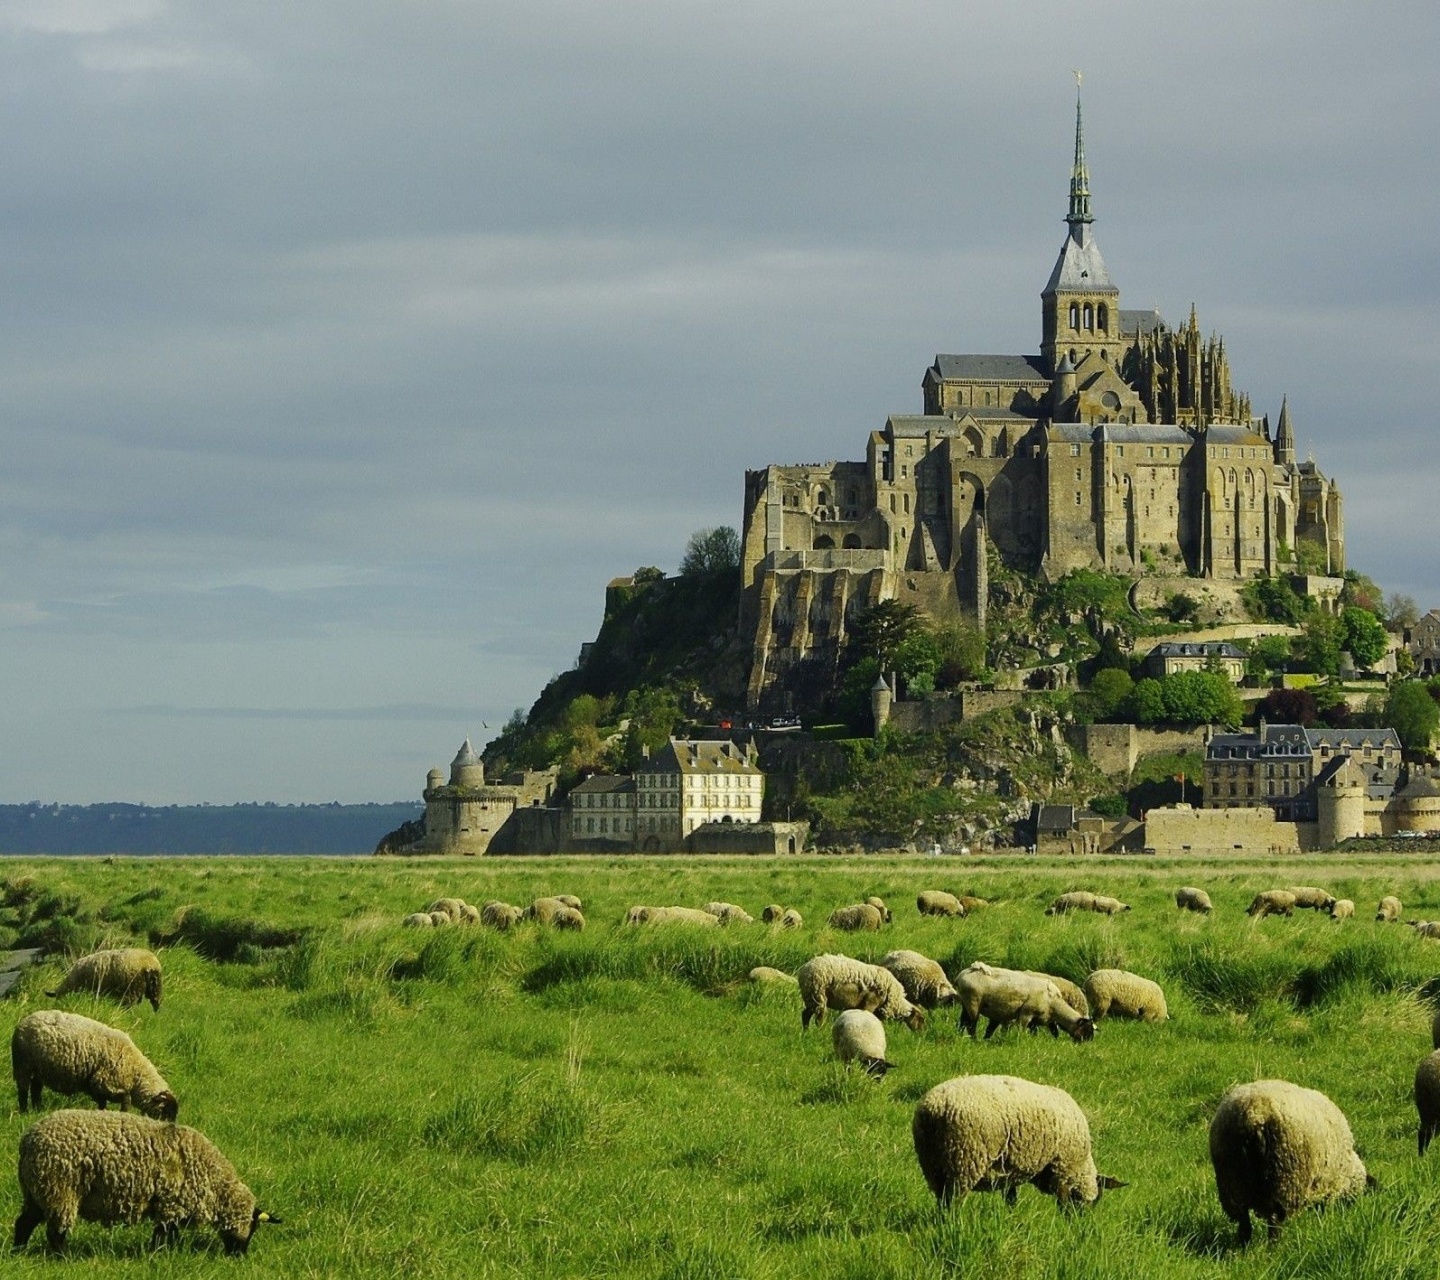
[1173,773,1185,783]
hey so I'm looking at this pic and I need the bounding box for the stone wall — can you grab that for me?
[1066,723,1207,776]
[686,821,809,855]
[1141,804,1314,855]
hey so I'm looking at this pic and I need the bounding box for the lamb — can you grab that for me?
[866,896,892,923]
[425,897,467,922]
[955,964,1093,1042]
[47,949,163,1012]
[831,1009,894,1077]
[882,950,959,1008]
[1286,886,1337,912]
[1246,890,1296,918]
[796,954,925,1031]
[1045,892,1096,915]
[1091,895,1131,915]
[781,909,803,929]
[402,912,434,928]
[1082,969,1168,1022]
[1377,896,1403,923]
[1023,971,1090,1019]
[917,890,966,918]
[14,1109,278,1255]
[1209,1079,1368,1244]
[761,904,786,923]
[912,1074,1122,1207]
[12,1011,178,1120]
[458,904,481,925]
[702,902,755,925]
[828,903,885,932]
[1329,899,1355,921]
[1415,1050,1440,1155]
[1175,887,1214,914]
[748,966,797,986]
[480,901,523,930]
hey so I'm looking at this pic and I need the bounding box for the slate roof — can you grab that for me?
[638,739,761,778]
[1035,804,1076,834]
[570,774,635,795]
[1119,308,1164,335]
[1047,422,1193,445]
[1043,226,1117,294]
[929,354,1050,382]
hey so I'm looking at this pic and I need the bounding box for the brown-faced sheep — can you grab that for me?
[831,1010,894,1076]
[881,950,959,1008]
[1416,1050,1440,1155]
[1209,1080,1368,1244]
[14,1109,278,1255]
[12,1011,177,1120]
[916,890,965,917]
[955,965,1093,1042]
[1175,887,1214,914]
[1377,896,1403,923]
[1246,890,1296,918]
[828,903,885,932]
[1082,969,1168,1022]
[796,954,925,1031]
[912,1074,1122,1207]
[47,949,163,1013]
[761,904,786,923]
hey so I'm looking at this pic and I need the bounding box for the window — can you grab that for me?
[1147,447,1154,458]
[1083,303,1093,329]
[1070,443,1081,457]
[1075,491,1082,505]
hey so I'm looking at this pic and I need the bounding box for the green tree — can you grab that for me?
[1126,678,1166,725]
[1387,593,1420,632]
[1341,571,1385,617]
[934,624,988,686]
[1088,668,1133,720]
[848,600,924,667]
[1341,607,1388,669]
[1246,634,1292,682]
[1160,671,1242,727]
[679,526,740,577]
[1093,630,1129,673]
[837,656,882,730]
[894,629,941,690]
[1244,576,1307,624]
[1384,681,1440,753]
[1301,612,1345,676]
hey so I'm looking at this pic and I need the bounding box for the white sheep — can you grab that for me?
[781,909,803,929]
[828,903,885,932]
[479,901,523,930]
[748,966,798,986]
[523,897,571,925]
[639,906,720,927]
[702,902,755,925]
[1329,899,1355,921]
[761,904,786,923]
[553,895,583,911]
[916,890,965,917]
[1022,971,1090,1019]
[428,911,452,927]
[955,965,1094,1042]
[1246,890,1296,918]
[1091,895,1131,914]
[882,950,959,1008]
[1412,921,1440,940]
[866,896,892,923]
[425,897,467,922]
[550,906,585,931]
[831,1010,894,1077]
[47,949,163,1012]
[912,1074,1122,1207]
[402,912,434,928]
[1415,1050,1440,1155]
[1082,969,1168,1022]
[957,895,990,912]
[1044,892,1095,915]
[1209,1079,1368,1244]
[1377,896,1403,923]
[1175,887,1213,914]
[796,954,925,1031]
[1286,886,1336,912]
[11,1011,177,1121]
[458,904,481,925]
[14,1109,278,1255]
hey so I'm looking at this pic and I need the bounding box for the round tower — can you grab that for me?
[449,738,485,788]
[1052,353,1078,419]
[425,766,444,795]
[870,674,892,737]
[1316,759,1365,849]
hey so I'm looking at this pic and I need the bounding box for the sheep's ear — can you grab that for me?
[1097,1176,1127,1190]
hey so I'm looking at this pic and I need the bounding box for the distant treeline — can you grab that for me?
[0,802,424,856]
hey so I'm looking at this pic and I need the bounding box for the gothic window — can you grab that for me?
[984,391,992,406]
[1083,303,1094,329]
[1069,302,1079,329]
[1097,303,1108,332]
[889,495,896,513]
[817,488,829,506]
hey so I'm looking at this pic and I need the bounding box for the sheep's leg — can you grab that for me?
[12,1200,42,1249]
[14,1075,28,1113]
[983,1018,1003,1040]
[1421,1121,1438,1156]
[150,1222,179,1252]
[1003,1185,1017,1206]
[1234,1211,1252,1246]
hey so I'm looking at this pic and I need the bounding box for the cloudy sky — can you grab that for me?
[0,1,1435,803]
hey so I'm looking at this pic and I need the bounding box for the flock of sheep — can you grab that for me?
[402,894,586,931]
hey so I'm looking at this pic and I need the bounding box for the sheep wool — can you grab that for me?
[702,902,755,925]
[12,1011,177,1120]
[524,897,571,925]
[480,901,523,930]
[831,1010,893,1076]
[1044,892,1096,915]
[630,906,719,927]
[553,895,583,911]
[1377,896,1403,923]
[550,906,585,931]
[916,890,965,918]
[1209,1080,1367,1244]
[47,949,163,1013]
[1415,1050,1440,1155]
[1175,887,1214,914]
[1286,886,1336,911]
[1022,972,1089,1019]
[1329,899,1354,921]
[458,904,481,925]
[796,954,924,1030]
[402,913,434,929]
[1083,970,1168,1022]
[912,1075,1113,1207]
[780,909,804,929]
[957,896,990,912]
[828,903,884,932]
[865,896,892,923]
[882,950,959,1008]
[955,966,1093,1042]
[761,904,785,923]
[427,911,452,927]
[1414,921,1440,940]
[748,967,798,986]
[15,1109,275,1255]
[1091,895,1131,915]
[425,898,467,923]
[1246,890,1296,918]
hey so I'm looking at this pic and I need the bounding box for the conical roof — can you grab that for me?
[451,738,480,769]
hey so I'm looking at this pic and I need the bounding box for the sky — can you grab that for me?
[0,1,1436,804]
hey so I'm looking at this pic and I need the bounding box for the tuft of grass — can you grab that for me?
[153,906,304,962]
[420,1072,603,1161]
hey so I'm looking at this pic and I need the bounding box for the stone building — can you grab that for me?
[1409,609,1440,675]
[403,739,558,855]
[1143,641,1246,683]
[740,92,1344,712]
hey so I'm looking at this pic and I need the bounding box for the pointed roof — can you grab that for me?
[1067,84,1093,228]
[1275,395,1295,452]
[451,738,480,769]
[1044,84,1115,296]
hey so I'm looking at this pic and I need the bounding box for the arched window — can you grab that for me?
[1083,303,1094,330]
[903,493,910,514]
[1097,303,1108,333]
[842,534,862,549]
[1069,302,1079,330]
[817,488,829,507]
[812,535,834,550]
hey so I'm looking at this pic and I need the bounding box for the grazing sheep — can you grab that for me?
[427,911,452,927]
[14,1109,277,1255]
[882,950,959,1008]
[1412,921,1440,940]
[796,954,925,1031]
[748,966,797,986]
[866,896,892,922]
[1083,969,1168,1022]
[425,897,467,922]
[912,1074,1122,1207]
[630,906,719,927]
[553,895,583,911]
[524,897,571,925]
[1416,1050,1440,1155]
[458,904,481,925]
[1045,892,1096,915]
[1022,972,1090,1019]
[402,912,434,928]
[47,949,163,1013]
[1377,896,1403,923]
[550,906,585,931]
[1329,899,1355,921]
[12,1011,177,1120]
[1287,886,1337,912]
[762,904,786,923]
[917,890,966,918]
[957,896,990,911]
[480,901,523,930]
[1175,887,1214,914]
[702,902,755,925]
[780,909,803,929]
[1091,895,1131,915]
[1246,890,1297,918]
[1209,1080,1368,1244]
[831,1010,894,1077]
[955,965,1093,1042]
[828,903,885,932]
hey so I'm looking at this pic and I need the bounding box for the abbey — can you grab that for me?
[740,95,1344,711]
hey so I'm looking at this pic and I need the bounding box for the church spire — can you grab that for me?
[1067,74,1093,232]
[1274,394,1295,465]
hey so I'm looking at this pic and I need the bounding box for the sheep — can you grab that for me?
[1415,1050,1440,1155]
[828,903,885,932]
[1175,887,1214,914]
[702,902,755,925]
[1246,890,1296,918]
[1209,1079,1368,1244]
[550,906,585,931]
[1286,886,1337,912]
[12,1011,178,1120]
[402,912,434,928]
[866,896,892,923]
[1377,896,1403,923]
[13,1109,278,1255]
[425,897,467,922]
[762,904,786,923]
[524,897,571,925]
[47,949,163,1013]
[781,909,803,929]
[553,895,583,911]
[1329,899,1355,921]
[831,1010,894,1077]
[1412,921,1440,940]
[796,954,925,1031]
[1092,895,1131,915]
[1045,891,1096,915]
[882,950,959,1008]
[912,1074,1123,1207]
[1432,1006,1440,1051]
[458,904,481,925]
[1023,972,1090,1019]
[427,911,452,927]
[917,890,966,918]
[1082,969,1168,1022]
[627,906,718,927]
[748,966,797,986]
[480,901,523,930]
[957,896,990,912]
[955,964,1093,1042]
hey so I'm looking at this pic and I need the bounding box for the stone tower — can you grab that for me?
[1316,757,1366,848]
[1273,395,1295,466]
[870,674,892,736]
[449,738,485,788]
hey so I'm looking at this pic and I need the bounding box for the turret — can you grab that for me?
[1052,353,1078,418]
[425,766,444,795]
[1274,395,1295,466]
[870,674,893,737]
[449,738,485,788]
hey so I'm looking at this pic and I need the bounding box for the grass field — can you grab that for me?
[4,854,1440,1278]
